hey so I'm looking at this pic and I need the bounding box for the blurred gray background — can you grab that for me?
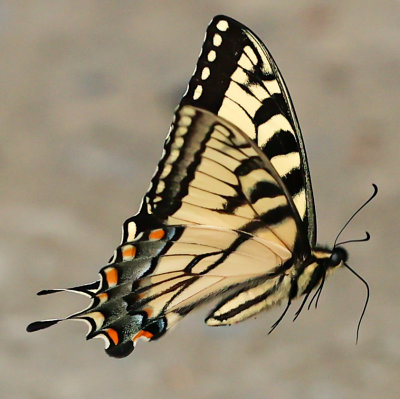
[1,1,399,398]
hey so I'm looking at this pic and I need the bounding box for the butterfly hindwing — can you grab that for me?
[30,223,292,358]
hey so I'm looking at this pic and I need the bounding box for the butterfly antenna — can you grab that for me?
[344,262,370,343]
[336,231,370,247]
[334,184,378,248]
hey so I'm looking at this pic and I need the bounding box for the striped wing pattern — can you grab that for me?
[27,16,322,358]
[180,16,316,245]
[145,106,304,251]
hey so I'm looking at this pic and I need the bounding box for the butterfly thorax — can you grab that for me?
[295,246,348,298]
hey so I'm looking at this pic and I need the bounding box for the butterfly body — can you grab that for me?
[27,15,350,358]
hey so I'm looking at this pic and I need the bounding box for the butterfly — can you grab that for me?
[27,15,372,358]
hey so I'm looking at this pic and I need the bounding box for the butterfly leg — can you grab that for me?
[307,274,326,310]
[293,291,311,322]
[268,298,291,334]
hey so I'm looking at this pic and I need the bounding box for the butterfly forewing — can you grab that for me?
[180,15,316,245]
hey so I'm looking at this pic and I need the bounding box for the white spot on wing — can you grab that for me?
[201,67,210,80]
[213,33,222,47]
[156,180,165,194]
[183,106,196,117]
[193,85,203,100]
[175,136,184,148]
[127,222,137,241]
[180,115,192,127]
[160,163,172,179]
[167,149,180,164]
[207,50,216,62]
[216,20,229,32]
[176,126,188,136]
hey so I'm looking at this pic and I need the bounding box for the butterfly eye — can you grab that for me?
[330,247,348,266]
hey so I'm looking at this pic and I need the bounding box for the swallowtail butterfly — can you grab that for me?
[27,15,366,358]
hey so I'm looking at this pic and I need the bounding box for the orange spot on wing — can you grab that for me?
[149,229,165,240]
[122,245,136,259]
[133,330,154,342]
[97,293,108,303]
[143,307,153,317]
[106,328,119,345]
[105,267,118,287]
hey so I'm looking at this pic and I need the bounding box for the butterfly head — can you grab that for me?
[328,246,348,269]
[312,245,347,273]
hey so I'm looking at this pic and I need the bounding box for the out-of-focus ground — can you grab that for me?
[1,2,399,398]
